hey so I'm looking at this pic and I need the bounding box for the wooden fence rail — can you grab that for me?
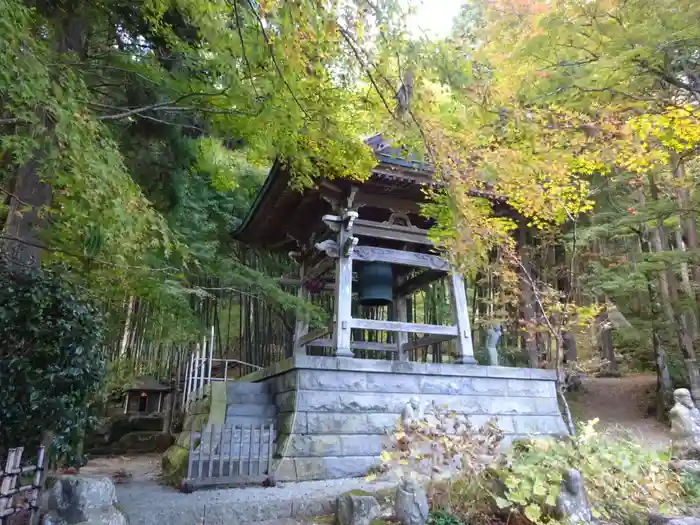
[0,447,45,525]
[182,423,274,492]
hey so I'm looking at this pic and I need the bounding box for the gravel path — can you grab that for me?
[575,374,671,449]
[114,477,395,525]
[81,454,394,524]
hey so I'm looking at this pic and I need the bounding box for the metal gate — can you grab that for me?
[183,423,275,491]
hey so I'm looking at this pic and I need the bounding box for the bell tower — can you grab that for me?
[308,191,477,364]
[234,134,515,365]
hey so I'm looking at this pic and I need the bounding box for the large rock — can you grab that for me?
[649,512,700,525]
[336,491,380,525]
[670,460,700,478]
[41,476,126,525]
[395,478,429,525]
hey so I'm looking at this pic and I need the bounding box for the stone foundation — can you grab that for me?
[243,355,568,481]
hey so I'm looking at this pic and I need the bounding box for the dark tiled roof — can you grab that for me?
[126,376,169,392]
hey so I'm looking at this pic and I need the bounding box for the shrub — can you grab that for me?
[0,258,106,467]
[372,401,504,484]
[428,510,466,525]
[494,419,684,524]
[370,402,504,524]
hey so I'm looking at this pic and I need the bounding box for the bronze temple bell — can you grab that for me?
[356,262,394,307]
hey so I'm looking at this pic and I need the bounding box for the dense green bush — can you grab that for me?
[495,420,684,524]
[0,257,106,467]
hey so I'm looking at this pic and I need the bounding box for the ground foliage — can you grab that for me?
[495,420,684,524]
[0,256,106,465]
[377,408,689,525]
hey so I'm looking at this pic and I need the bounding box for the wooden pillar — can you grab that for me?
[449,270,477,364]
[394,277,409,361]
[333,214,354,358]
[294,263,310,355]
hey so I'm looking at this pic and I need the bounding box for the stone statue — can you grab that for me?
[485,325,502,366]
[555,469,593,525]
[401,397,423,430]
[669,388,700,460]
[395,477,429,525]
[336,491,380,525]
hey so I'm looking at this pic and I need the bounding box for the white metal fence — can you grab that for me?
[182,326,263,410]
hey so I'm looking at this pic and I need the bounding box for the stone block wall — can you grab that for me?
[243,356,568,482]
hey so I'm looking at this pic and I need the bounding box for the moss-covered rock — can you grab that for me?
[161,444,189,485]
[161,381,227,486]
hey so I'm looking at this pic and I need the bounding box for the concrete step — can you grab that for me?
[226,404,277,418]
[224,415,276,427]
[197,432,275,452]
[192,442,273,460]
[227,392,272,405]
[227,381,269,395]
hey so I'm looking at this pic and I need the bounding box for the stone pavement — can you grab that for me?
[115,477,395,525]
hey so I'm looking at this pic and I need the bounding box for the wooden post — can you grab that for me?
[449,270,477,364]
[394,277,409,362]
[294,263,310,355]
[29,446,45,525]
[162,391,173,434]
[333,213,354,358]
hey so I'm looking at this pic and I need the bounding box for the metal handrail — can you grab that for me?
[210,358,263,370]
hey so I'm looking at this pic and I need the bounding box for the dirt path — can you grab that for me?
[572,374,671,448]
[79,453,163,483]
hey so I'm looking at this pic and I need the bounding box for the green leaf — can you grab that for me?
[495,496,511,510]
[524,504,542,523]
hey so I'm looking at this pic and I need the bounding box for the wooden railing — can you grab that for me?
[0,447,45,525]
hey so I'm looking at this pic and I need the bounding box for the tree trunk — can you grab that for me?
[0,15,87,268]
[648,174,700,402]
[0,159,52,267]
[639,225,674,418]
[518,225,539,367]
[672,155,700,311]
[675,227,698,341]
[595,307,618,375]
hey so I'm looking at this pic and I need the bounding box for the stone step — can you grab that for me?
[192,444,273,461]
[227,392,272,405]
[224,415,276,427]
[226,404,277,418]
[227,381,269,395]
[199,429,275,447]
